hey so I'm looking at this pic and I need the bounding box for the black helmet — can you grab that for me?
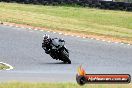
[43,34,51,45]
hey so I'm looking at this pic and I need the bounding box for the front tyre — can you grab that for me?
[61,48,71,64]
[64,58,71,64]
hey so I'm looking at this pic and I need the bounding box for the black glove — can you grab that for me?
[45,49,50,54]
[42,43,45,47]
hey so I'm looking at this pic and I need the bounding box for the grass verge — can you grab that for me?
[0,63,10,70]
[0,82,131,88]
[0,2,132,43]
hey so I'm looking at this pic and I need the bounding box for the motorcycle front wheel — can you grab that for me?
[61,48,71,64]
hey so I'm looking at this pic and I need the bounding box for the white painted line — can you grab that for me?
[2,23,132,47]
[64,34,68,36]
[15,26,19,28]
[115,42,119,44]
[28,28,32,30]
[59,33,62,35]
[77,36,80,38]
[120,43,124,45]
[102,40,106,42]
[34,28,38,31]
[3,24,8,26]
[0,62,13,70]
[107,41,111,43]
[40,30,44,32]
[21,27,25,29]
[9,25,13,27]
[96,39,100,40]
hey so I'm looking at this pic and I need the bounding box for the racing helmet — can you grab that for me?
[43,34,51,45]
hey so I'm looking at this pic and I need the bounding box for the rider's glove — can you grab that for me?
[42,43,44,47]
[45,49,50,54]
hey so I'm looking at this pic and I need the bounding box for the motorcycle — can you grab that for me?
[42,39,71,64]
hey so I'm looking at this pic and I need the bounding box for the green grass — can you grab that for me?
[0,82,131,88]
[0,2,132,42]
[0,63,10,70]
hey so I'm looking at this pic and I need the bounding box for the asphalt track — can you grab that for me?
[0,24,132,82]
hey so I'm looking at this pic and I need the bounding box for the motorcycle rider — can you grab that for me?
[42,34,65,55]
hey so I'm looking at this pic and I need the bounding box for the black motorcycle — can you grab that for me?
[42,40,71,64]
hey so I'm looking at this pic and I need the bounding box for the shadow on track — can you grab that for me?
[40,62,71,65]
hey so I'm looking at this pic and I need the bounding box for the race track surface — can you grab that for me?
[0,24,132,82]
